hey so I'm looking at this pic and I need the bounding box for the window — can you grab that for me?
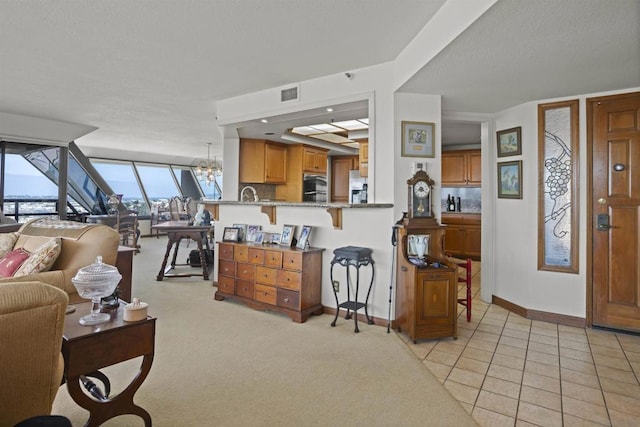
[92,160,148,215]
[135,163,181,209]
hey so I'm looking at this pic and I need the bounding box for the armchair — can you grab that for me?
[0,282,69,426]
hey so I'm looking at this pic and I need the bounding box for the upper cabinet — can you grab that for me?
[275,144,329,202]
[239,139,287,184]
[302,146,328,174]
[358,141,368,177]
[442,149,481,186]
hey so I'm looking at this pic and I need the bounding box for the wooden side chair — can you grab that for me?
[116,209,139,253]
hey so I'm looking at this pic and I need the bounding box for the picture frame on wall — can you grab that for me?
[401,121,435,158]
[280,224,295,247]
[497,126,522,157]
[296,225,312,250]
[497,161,523,199]
[222,227,240,242]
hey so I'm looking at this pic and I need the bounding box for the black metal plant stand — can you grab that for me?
[330,246,375,332]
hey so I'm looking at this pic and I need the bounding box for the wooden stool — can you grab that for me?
[451,257,472,322]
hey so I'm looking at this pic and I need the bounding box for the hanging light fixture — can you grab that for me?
[195,143,222,186]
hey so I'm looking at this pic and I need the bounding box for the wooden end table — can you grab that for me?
[62,302,156,427]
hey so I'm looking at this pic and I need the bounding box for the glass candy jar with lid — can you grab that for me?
[72,256,122,325]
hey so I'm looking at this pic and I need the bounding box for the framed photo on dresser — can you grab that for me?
[222,227,240,242]
[296,225,312,250]
[280,224,295,247]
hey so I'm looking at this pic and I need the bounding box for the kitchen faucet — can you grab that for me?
[240,185,259,202]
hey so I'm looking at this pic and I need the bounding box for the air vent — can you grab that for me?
[280,86,299,102]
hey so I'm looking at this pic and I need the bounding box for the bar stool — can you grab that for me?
[455,258,473,322]
[330,246,375,333]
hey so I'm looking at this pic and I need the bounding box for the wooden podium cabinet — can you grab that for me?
[216,242,324,323]
[394,217,458,343]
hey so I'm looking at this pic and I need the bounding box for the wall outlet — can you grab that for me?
[332,280,340,292]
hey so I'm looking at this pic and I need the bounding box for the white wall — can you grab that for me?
[491,87,640,318]
[215,63,399,321]
[393,93,442,222]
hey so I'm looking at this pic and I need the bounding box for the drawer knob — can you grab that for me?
[284,298,289,303]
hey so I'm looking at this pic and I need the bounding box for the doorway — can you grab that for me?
[588,91,640,331]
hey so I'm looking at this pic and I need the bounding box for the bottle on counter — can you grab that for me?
[361,184,368,203]
[448,194,455,212]
[456,197,461,212]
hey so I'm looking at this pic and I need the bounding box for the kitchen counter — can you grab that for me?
[200,199,393,229]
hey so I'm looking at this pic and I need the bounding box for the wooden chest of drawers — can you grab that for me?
[215,242,324,323]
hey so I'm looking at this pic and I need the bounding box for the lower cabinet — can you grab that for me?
[215,242,324,323]
[394,226,457,343]
[442,213,481,260]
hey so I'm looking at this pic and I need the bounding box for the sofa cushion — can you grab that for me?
[0,232,19,259]
[14,237,61,277]
[0,248,31,277]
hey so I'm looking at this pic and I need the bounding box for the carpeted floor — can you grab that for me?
[52,237,477,426]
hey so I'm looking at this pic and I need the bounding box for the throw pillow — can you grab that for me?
[0,232,19,258]
[14,237,61,277]
[0,248,30,278]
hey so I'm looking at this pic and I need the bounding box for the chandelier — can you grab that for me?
[195,143,222,185]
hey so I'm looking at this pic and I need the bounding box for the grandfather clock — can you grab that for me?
[395,170,457,342]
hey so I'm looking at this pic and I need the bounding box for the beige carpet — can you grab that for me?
[53,237,477,426]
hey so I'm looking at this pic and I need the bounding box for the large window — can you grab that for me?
[3,151,92,222]
[135,164,182,209]
[92,160,148,215]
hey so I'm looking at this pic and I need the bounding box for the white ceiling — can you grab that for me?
[1,0,638,163]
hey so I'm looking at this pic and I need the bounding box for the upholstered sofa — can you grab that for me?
[0,281,69,425]
[0,218,120,303]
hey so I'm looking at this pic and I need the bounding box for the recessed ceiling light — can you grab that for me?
[326,107,333,112]
[260,119,268,123]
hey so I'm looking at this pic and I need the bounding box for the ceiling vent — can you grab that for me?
[280,84,300,103]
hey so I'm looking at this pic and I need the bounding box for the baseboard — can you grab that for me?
[492,295,586,328]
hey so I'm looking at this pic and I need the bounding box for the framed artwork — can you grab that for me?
[222,227,240,242]
[280,224,295,247]
[232,223,247,242]
[271,233,281,244]
[497,126,522,157]
[401,121,435,158]
[245,225,261,243]
[296,225,312,250]
[497,161,522,199]
[538,99,579,273]
[254,231,265,245]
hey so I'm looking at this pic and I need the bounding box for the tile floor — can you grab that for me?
[396,261,640,427]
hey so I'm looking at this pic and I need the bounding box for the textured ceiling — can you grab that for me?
[0,0,638,163]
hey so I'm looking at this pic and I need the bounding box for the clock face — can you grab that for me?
[414,181,430,199]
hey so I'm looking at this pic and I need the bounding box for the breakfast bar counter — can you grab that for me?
[200,200,393,229]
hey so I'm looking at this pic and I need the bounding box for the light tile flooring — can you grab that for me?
[396,261,640,426]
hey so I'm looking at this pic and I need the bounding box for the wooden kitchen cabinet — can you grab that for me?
[276,144,329,202]
[303,147,328,174]
[394,223,457,343]
[442,149,481,186]
[239,139,287,184]
[215,242,324,322]
[331,155,358,203]
[441,213,481,259]
[359,141,368,177]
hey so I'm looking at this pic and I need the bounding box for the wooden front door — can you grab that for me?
[590,91,640,331]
